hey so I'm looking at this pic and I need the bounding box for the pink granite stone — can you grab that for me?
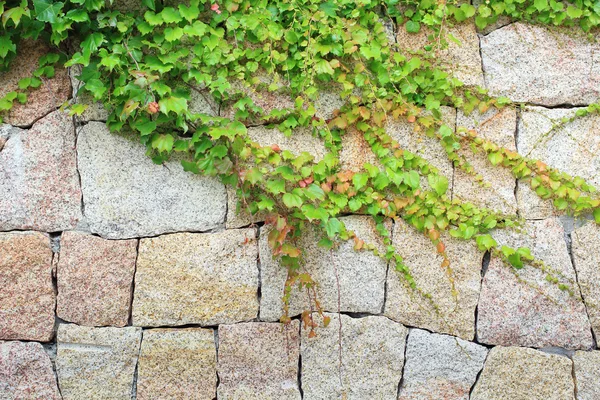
[0,40,71,127]
[0,341,61,399]
[57,231,138,327]
[0,110,82,231]
[0,232,55,341]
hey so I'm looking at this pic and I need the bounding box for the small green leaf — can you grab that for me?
[324,218,343,238]
[427,175,448,196]
[594,208,600,224]
[405,170,420,189]
[158,96,187,116]
[161,7,181,24]
[488,151,504,166]
[352,173,369,190]
[134,120,156,136]
[405,20,420,33]
[0,36,16,58]
[283,192,303,208]
[151,134,174,153]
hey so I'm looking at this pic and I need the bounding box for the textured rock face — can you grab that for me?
[77,122,226,239]
[0,341,61,400]
[0,232,55,341]
[259,216,389,321]
[384,219,483,340]
[137,328,217,400]
[339,128,381,173]
[301,314,407,399]
[0,112,82,231]
[478,218,593,349]
[56,231,138,327]
[516,182,555,220]
[573,351,600,400]
[572,222,600,339]
[386,107,456,191]
[470,346,574,400]
[218,322,300,400]
[398,329,488,400]
[481,22,600,106]
[397,23,484,87]
[132,229,259,326]
[0,40,71,127]
[519,107,600,188]
[56,324,142,400]
[454,108,517,214]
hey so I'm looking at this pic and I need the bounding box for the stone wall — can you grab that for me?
[2,20,600,400]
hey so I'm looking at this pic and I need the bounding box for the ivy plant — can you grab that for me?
[2,0,600,333]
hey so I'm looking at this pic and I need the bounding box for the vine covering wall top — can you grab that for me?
[1,0,600,329]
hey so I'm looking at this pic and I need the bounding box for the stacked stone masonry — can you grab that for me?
[2,18,600,400]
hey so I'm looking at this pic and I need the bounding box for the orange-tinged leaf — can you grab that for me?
[436,241,445,254]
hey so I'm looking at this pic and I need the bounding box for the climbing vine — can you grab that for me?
[2,0,600,333]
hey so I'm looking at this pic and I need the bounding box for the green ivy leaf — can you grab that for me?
[594,208,600,224]
[161,7,181,24]
[427,175,448,196]
[405,170,420,189]
[283,192,303,208]
[151,134,174,153]
[158,96,187,116]
[405,21,420,33]
[134,120,156,136]
[324,217,343,238]
[352,173,369,190]
[0,36,16,58]
[488,151,504,166]
[33,0,64,23]
[179,3,199,22]
[476,234,497,251]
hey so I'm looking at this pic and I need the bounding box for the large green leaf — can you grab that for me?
[33,0,64,23]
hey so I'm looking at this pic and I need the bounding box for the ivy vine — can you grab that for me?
[2,0,600,333]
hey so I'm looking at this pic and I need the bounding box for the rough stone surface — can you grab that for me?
[56,231,138,327]
[519,106,600,188]
[0,111,82,232]
[339,128,382,173]
[301,314,407,399]
[573,350,600,400]
[132,229,259,326]
[0,40,71,127]
[56,324,142,400]
[384,219,483,340]
[572,222,600,340]
[478,218,593,349]
[259,216,389,321]
[516,181,555,220]
[247,126,327,162]
[227,126,327,228]
[454,108,517,214]
[386,107,455,192]
[397,23,484,87]
[0,341,61,399]
[470,346,574,400]
[0,231,55,341]
[218,321,300,399]
[137,328,217,400]
[481,22,600,106]
[189,87,219,116]
[78,122,226,239]
[398,329,488,400]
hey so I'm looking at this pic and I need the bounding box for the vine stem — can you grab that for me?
[330,249,343,390]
